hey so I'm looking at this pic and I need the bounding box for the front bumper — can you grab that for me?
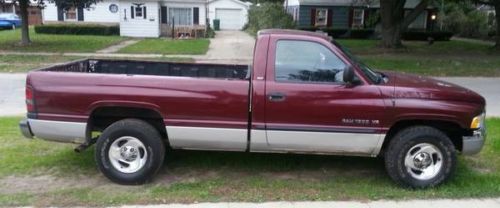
[462,126,486,155]
[19,119,34,139]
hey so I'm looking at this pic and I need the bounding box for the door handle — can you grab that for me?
[268,92,286,102]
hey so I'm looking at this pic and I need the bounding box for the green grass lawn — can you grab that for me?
[0,29,125,53]
[0,55,81,73]
[0,116,500,206]
[119,38,210,55]
[359,55,500,77]
[336,39,500,76]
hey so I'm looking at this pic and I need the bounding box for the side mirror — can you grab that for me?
[343,66,355,84]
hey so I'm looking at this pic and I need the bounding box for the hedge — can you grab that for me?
[297,27,375,39]
[35,24,119,36]
[402,31,454,41]
[298,27,453,41]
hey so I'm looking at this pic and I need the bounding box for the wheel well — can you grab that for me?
[381,120,467,155]
[88,106,167,141]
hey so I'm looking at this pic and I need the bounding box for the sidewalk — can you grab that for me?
[117,198,500,208]
[451,37,496,46]
[0,50,195,59]
[0,31,255,65]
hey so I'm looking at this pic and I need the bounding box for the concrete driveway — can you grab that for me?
[0,74,499,117]
[201,31,255,64]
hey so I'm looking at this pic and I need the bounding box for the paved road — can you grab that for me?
[0,75,498,117]
[0,73,26,117]
[437,77,500,116]
[118,198,500,208]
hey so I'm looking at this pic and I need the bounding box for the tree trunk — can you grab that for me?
[380,22,403,48]
[379,0,405,48]
[401,0,429,29]
[495,2,500,49]
[19,0,31,46]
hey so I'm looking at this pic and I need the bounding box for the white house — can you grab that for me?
[42,0,250,37]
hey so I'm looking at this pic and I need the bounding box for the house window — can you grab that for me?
[135,6,143,17]
[315,9,328,26]
[352,9,364,28]
[406,10,427,29]
[168,7,192,26]
[65,7,77,21]
[131,4,146,19]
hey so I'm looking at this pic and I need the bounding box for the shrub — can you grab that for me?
[35,24,119,36]
[205,24,215,38]
[246,2,295,36]
[297,27,374,39]
[402,31,454,41]
[322,28,349,38]
[347,29,375,39]
[443,2,489,38]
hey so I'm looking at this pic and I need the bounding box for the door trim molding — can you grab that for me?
[255,125,380,134]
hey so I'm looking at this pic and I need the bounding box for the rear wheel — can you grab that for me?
[95,119,165,185]
[384,126,456,188]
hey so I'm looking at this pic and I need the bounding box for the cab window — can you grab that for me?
[275,40,347,83]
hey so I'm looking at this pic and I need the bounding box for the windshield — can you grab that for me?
[331,40,382,84]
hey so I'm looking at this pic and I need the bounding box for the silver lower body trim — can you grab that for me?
[250,129,385,157]
[28,119,87,144]
[166,126,247,151]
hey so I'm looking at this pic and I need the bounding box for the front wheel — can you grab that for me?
[95,119,165,185]
[384,126,456,188]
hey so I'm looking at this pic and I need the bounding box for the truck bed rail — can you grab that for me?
[38,59,249,80]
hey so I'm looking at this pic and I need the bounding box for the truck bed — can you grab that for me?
[40,59,249,80]
[28,58,251,133]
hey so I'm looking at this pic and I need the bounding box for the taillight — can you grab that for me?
[26,86,34,112]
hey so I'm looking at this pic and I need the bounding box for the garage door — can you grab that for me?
[215,8,243,30]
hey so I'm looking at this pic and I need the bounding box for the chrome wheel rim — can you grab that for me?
[404,143,443,181]
[108,136,148,174]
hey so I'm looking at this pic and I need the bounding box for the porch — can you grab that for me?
[160,24,207,39]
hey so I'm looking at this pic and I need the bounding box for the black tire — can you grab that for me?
[384,126,456,188]
[95,119,165,185]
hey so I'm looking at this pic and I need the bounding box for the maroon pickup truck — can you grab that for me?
[19,29,486,188]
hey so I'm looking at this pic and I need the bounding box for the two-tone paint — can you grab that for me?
[21,29,486,157]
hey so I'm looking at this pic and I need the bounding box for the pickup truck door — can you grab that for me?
[260,36,387,156]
